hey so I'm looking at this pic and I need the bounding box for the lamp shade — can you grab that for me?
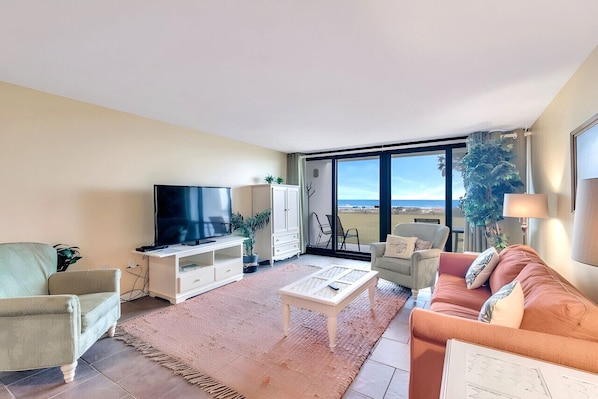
[572,178,598,266]
[503,194,549,218]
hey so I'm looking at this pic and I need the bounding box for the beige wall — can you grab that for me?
[530,46,598,303]
[0,82,286,295]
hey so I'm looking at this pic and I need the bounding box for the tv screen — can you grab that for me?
[154,185,232,246]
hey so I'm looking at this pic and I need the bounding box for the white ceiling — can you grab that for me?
[2,1,598,153]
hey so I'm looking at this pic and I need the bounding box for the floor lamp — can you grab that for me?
[572,178,598,266]
[503,193,549,245]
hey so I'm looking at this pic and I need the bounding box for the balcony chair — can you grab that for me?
[312,212,332,248]
[370,223,449,299]
[414,217,440,224]
[327,214,360,251]
[0,242,121,383]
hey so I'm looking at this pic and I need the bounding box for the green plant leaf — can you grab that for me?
[459,136,524,249]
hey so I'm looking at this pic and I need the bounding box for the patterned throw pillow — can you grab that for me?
[465,247,500,289]
[383,235,417,259]
[478,280,524,328]
[415,238,433,251]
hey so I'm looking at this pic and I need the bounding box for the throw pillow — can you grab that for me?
[478,280,524,328]
[465,247,500,289]
[415,238,433,251]
[384,235,417,259]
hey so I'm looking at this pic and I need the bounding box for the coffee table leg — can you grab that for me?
[282,302,290,336]
[368,283,375,309]
[327,316,337,352]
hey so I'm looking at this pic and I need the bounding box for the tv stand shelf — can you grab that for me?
[136,236,246,304]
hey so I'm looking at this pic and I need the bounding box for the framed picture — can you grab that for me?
[571,113,598,210]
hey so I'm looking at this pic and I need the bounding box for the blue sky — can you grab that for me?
[337,155,465,200]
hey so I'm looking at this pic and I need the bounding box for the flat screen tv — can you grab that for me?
[154,185,232,246]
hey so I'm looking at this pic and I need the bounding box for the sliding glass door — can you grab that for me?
[391,151,447,226]
[335,157,379,254]
[305,143,466,258]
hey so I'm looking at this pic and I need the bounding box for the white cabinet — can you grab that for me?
[139,235,245,304]
[252,184,301,265]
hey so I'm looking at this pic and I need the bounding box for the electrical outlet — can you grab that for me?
[127,259,138,269]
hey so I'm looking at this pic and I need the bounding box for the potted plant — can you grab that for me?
[231,209,271,273]
[459,136,524,249]
[53,244,82,272]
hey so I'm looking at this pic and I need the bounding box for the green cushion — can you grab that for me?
[0,243,57,298]
[78,292,120,334]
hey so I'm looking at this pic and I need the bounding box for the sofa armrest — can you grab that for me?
[409,308,598,399]
[437,252,478,277]
[49,269,121,296]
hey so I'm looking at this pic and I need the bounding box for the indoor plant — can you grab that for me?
[459,136,524,249]
[53,244,82,272]
[231,209,271,272]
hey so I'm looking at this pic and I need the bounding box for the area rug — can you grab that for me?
[116,263,410,399]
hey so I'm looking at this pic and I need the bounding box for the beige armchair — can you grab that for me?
[0,242,121,383]
[370,223,449,299]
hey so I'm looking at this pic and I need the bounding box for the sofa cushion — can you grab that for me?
[384,235,417,259]
[465,247,499,289]
[431,274,491,311]
[429,301,481,320]
[489,245,546,293]
[478,280,524,328]
[518,263,598,342]
[79,292,120,334]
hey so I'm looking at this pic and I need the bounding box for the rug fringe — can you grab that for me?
[115,328,246,399]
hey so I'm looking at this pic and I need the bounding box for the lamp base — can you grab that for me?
[520,219,528,246]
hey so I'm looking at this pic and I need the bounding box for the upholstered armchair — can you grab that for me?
[0,242,121,383]
[370,223,450,299]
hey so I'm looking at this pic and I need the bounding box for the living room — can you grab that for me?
[2,2,598,398]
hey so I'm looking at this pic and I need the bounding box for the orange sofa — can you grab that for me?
[409,245,598,399]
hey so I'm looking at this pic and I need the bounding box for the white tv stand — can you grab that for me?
[137,236,246,304]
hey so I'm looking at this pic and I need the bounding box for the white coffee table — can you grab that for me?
[278,265,378,352]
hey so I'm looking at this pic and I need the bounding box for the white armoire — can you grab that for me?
[252,184,300,265]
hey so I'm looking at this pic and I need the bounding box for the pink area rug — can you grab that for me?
[117,263,410,399]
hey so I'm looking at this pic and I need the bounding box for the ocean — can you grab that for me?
[338,199,461,209]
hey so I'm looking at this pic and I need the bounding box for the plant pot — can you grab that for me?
[243,254,259,273]
[243,265,258,273]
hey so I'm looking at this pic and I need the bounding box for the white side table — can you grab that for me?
[441,339,598,398]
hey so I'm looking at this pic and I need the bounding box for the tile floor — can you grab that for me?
[0,255,431,399]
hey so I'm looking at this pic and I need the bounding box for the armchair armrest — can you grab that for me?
[370,242,386,259]
[49,269,121,296]
[0,295,81,370]
[411,248,442,261]
[437,252,478,277]
[0,295,79,316]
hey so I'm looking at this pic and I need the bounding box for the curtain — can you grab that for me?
[287,153,307,253]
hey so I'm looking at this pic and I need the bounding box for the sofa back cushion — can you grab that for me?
[0,242,57,298]
[489,245,547,293]
[518,262,598,342]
